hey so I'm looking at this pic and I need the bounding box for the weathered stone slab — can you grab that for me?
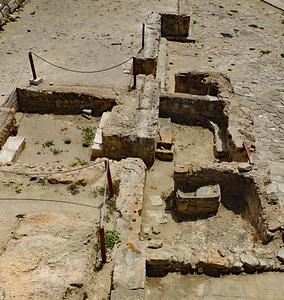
[1,5,10,18]
[156,38,167,91]
[135,13,161,76]
[0,136,26,164]
[112,246,146,290]
[91,112,110,159]
[8,0,18,13]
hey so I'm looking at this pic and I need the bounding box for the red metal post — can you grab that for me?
[104,160,114,198]
[133,57,137,89]
[98,226,107,263]
[243,142,254,165]
[142,23,145,49]
[28,52,37,80]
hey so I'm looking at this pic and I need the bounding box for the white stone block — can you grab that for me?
[0,136,26,164]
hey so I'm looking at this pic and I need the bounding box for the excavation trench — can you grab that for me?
[0,86,117,165]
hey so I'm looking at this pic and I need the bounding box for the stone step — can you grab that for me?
[0,136,26,164]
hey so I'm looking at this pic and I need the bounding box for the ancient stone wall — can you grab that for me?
[173,162,280,244]
[16,86,117,116]
[0,0,25,26]
[0,113,18,150]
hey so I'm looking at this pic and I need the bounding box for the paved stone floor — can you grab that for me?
[146,272,284,300]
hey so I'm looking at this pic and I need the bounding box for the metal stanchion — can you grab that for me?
[132,57,137,90]
[104,160,114,198]
[28,52,42,85]
[98,226,107,264]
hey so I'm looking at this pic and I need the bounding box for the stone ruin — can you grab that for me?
[0,0,283,299]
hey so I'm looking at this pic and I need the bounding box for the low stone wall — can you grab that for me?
[16,86,117,116]
[135,13,161,76]
[160,92,227,128]
[159,91,255,162]
[0,113,18,150]
[111,158,146,300]
[0,0,25,26]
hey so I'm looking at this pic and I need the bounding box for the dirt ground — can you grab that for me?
[0,0,284,298]
[15,113,100,166]
[0,0,175,98]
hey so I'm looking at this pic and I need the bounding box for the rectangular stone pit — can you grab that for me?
[176,185,221,217]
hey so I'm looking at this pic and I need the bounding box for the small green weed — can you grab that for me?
[51,148,63,156]
[67,183,80,195]
[81,126,95,147]
[64,138,72,144]
[260,50,271,55]
[70,157,88,167]
[105,230,120,250]
[42,140,54,148]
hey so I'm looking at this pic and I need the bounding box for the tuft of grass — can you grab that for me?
[63,138,71,145]
[281,53,284,58]
[70,157,88,167]
[105,230,120,250]
[193,20,197,24]
[231,9,238,13]
[281,20,284,25]
[67,183,80,195]
[220,32,233,38]
[249,47,255,51]
[51,148,63,156]
[81,126,95,147]
[249,24,258,28]
[42,140,54,148]
[260,50,271,55]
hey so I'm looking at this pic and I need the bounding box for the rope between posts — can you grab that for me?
[0,197,98,209]
[31,52,133,74]
[0,160,104,177]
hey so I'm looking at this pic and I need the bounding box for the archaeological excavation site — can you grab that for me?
[0,0,284,299]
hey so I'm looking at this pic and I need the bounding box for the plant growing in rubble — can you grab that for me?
[105,230,120,250]
[67,183,80,195]
[42,140,54,148]
[81,126,95,147]
[64,138,72,144]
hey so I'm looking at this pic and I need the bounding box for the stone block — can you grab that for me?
[102,78,160,167]
[176,185,220,216]
[112,246,146,290]
[0,136,26,164]
[240,253,259,273]
[161,13,191,38]
[1,5,10,17]
[8,0,18,13]
[135,13,161,76]
[156,38,167,91]
[91,112,110,159]
[277,248,284,263]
